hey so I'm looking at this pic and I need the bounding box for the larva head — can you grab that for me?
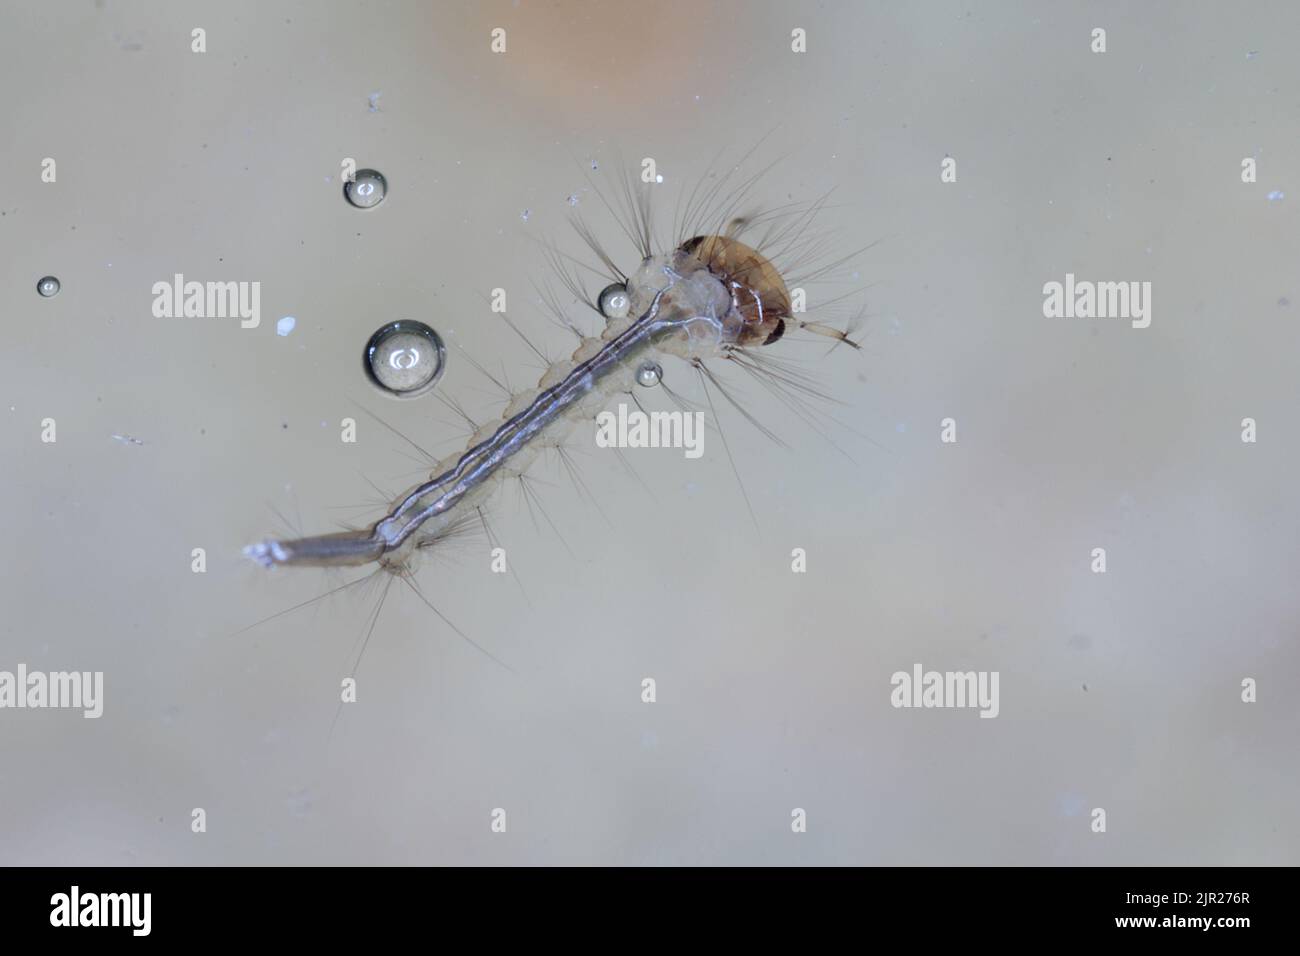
[620,234,792,361]
[680,235,790,346]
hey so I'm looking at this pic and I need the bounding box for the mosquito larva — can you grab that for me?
[245,163,860,578]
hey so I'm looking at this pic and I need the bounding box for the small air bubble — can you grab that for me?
[364,320,446,398]
[344,169,387,208]
[37,276,60,297]
[635,361,662,388]
[598,283,630,320]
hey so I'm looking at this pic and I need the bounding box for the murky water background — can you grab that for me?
[1,0,1297,864]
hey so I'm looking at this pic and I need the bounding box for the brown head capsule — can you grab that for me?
[679,234,790,346]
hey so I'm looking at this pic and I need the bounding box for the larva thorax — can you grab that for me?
[244,234,793,573]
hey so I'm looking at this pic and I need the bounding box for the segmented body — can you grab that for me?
[245,242,768,571]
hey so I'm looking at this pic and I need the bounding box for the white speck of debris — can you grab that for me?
[1247,51,1260,60]
[111,434,144,446]
[566,193,580,206]
[367,91,382,112]
[277,316,297,336]
[520,209,530,222]
[1267,190,1285,202]
[590,159,599,171]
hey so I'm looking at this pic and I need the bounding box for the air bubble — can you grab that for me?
[344,169,387,209]
[363,320,446,397]
[36,276,60,297]
[635,361,662,388]
[599,283,630,320]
